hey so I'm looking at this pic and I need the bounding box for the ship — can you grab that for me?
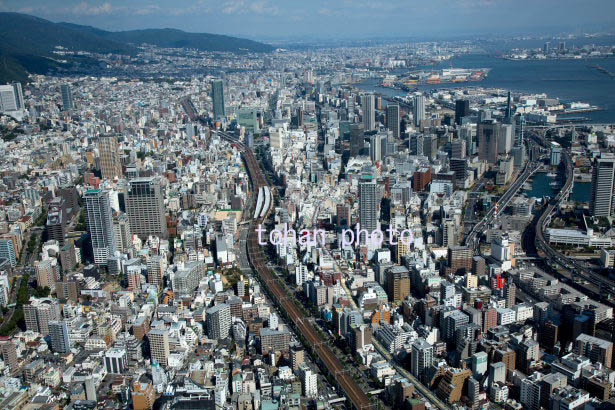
[546,173,557,178]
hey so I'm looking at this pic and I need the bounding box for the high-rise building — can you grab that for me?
[448,246,473,275]
[359,176,378,239]
[414,95,425,126]
[422,135,438,161]
[349,123,364,157]
[85,189,116,265]
[105,347,128,374]
[147,255,167,290]
[299,363,318,398]
[0,83,24,112]
[450,139,466,159]
[369,134,383,163]
[132,381,156,410]
[113,213,131,252]
[411,338,433,379]
[24,298,61,336]
[98,135,123,179]
[336,203,351,227]
[60,84,74,110]
[211,79,225,120]
[206,303,232,340]
[386,104,400,138]
[0,340,18,375]
[0,239,16,267]
[126,177,168,239]
[441,219,457,247]
[148,328,170,366]
[590,155,615,217]
[455,100,470,125]
[49,320,71,353]
[386,266,411,302]
[478,121,500,164]
[504,283,516,308]
[575,333,613,368]
[363,93,375,131]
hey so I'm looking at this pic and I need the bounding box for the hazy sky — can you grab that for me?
[2,0,614,40]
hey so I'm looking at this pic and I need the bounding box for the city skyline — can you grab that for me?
[0,0,613,40]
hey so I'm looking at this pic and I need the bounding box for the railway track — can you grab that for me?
[217,131,372,410]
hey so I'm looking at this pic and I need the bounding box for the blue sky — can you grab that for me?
[2,0,614,40]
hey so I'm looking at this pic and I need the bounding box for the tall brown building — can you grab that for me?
[448,246,473,275]
[0,340,18,375]
[482,307,497,333]
[132,381,155,410]
[387,267,411,303]
[413,167,432,192]
[436,368,472,404]
[493,347,516,371]
[98,135,123,179]
[472,256,486,276]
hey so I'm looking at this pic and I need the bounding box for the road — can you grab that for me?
[216,130,372,410]
[534,149,615,303]
[465,152,541,251]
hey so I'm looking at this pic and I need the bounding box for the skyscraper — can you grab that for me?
[359,176,378,239]
[60,84,74,111]
[0,340,18,375]
[369,134,382,163]
[349,123,364,157]
[363,93,375,131]
[414,95,425,126]
[84,189,116,265]
[411,339,433,379]
[211,79,225,120]
[590,155,615,217]
[49,320,71,353]
[455,99,470,125]
[99,135,123,179]
[386,104,400,138]
[0,83,24,112]
[206,303,232,340]
[24,298,61,336]
[478,121,500,164]
[126,177,168,239]
[148,328,170,366]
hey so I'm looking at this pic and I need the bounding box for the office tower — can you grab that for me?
[0,340,18,375]
[24,298,61,336]
[99,135,123,179]
[436,368,471,404]
[590,155,615,217]
[413,167,432,192]
[49,320,71,353]
[386,104,400,138]
[498,123,513,154]
[471,351,488,378]
[369,134,382,163]
[478,121,500,164]
[349,123,364,157]
[458,124,474,156]
[575,333,613,368]
[85,189,116,265]
[84,376,97,401]
[211,79,225,120]
[60,84,74,110]
[410,134,424,155]
[105,347,128,374]
[423,134,438,161]
[455,100,470,125]
[147,255,167,290]
[132,381,156,410]
[489,362,506,386]
[520,372,544,410]
[441,219,457,247]
[387,266,410,302]
[113,213,131,252]
[414,95,425,126]
[504,91,513,122]
[504,282,516,308]
[336,203,351,227]
[148,328,170,366]
[411,339,433,379]
[363,93,375,131]
[450,139,466,159]
[46,208,65,246]
[543,42,550,54]
[206,303,231,340]
[442,310,469,342]
[449,158,467,186]
[0,83,24,112]
[260,328,292,353]
[0,239,16,267]
[359,176,378,238]
[126,177,168,239]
